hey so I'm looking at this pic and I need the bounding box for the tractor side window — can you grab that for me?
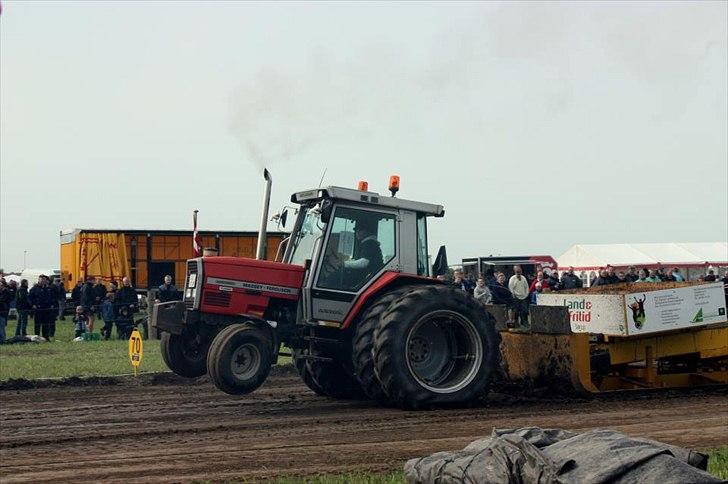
[416,214,428,276]
[289,206,324,266]
[317,207,396,292]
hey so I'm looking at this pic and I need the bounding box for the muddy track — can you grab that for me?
[1,371,726,483]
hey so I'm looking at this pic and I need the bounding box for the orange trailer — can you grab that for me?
[60,229,285,291]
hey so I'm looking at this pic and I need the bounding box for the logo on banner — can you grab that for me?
[628,294,647,329]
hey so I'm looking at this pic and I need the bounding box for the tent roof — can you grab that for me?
[557,242,728,270]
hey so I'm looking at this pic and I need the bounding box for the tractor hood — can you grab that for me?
[201,256,305,300]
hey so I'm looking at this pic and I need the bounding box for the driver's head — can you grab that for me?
[355,219,377,241]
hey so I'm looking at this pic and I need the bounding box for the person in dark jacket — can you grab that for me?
[545,270,560,291]
[592,269,613,287]
[560,267,583,290]
[488,272,514,306]
[53,278,67,321]
[341,222,385,290]
[28,276,56,340]
[93,279,107,317]
[115,277,138,339]
[0,279,13,343]
[14,279,31,337]
[605,266,619,284]
[80,277,97,332]
[156,275,179,303]
[71,281,83,307]
[625,266,639,283]
[100,293,116,340]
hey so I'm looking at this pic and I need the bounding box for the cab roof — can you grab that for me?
[291,186,444,217]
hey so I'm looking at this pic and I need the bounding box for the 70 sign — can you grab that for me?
[128,328,144,377]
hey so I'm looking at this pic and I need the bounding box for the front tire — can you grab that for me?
[373,285,498,409]
[207,324,273,395]
[160,330,209,378]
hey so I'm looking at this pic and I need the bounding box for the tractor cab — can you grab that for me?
[284,183,444,326]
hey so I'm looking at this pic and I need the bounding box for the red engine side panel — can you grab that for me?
[340,271,443,330]
[200,257,305,318]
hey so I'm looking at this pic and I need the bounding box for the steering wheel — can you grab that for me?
[320,252,347,281]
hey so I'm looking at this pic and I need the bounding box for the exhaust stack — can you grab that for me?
[256,168,273,260]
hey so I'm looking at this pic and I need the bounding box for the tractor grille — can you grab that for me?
[203,290,232,308]
[184,261,199,310]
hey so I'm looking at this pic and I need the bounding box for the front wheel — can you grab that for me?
[160,331,209,378]
[207,324,273,395]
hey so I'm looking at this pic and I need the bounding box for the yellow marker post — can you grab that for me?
[128,328,144,377]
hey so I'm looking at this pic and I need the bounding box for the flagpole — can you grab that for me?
[193,210,201,258]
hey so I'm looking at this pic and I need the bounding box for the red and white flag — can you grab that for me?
[193,210,202,257]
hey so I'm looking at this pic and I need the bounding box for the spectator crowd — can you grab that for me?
[0,274,180,343]
[445,264,728,328]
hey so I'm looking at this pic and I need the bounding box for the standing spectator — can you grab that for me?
[29,275,55,340]
[529,271,550,293]
[655,263,667,281]
[671,268,684,282]
[71,280,83,307]
[473,276,492,305]
[72,306,89,339]
[530,282,543,304]
[0,279,12,343]
[545,270,560,291]
[704,269,717,282]
[488,272,513,306]
[625,266,639,282]
[115,277,138,339]
[561,267,583,290]
[108,281,119,295]
[156,275,179,303]
[451,270,474,294]
[100,293,116,340]
[605,265,619,284]
[592,269,613,286]
[646,269,662,282]
[635,269,649,283]
[93,279,108,317]
[53,278,67,321]
[508,265,530,326]
[617,271,630,284]
[80,277,97,332]
[15,279,31,337]
[7,280,18,316]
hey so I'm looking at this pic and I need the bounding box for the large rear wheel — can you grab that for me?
[373,285,498,409]
[207,324,273,395]
[352,286,412,403]
[160,330,209,378]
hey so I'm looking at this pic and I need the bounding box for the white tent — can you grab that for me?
[557,242,728,282]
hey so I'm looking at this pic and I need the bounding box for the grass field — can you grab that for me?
[0,315,165,380]
[0,315,292,381]
[706,446,728,480]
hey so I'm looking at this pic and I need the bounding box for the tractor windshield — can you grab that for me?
[288,205,325,266]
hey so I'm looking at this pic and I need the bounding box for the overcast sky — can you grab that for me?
[1,1,726,272]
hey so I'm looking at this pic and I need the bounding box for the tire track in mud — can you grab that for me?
[1,374,726,483]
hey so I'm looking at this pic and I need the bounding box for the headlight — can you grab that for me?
[185,288,193,298]
[187,273,197,288]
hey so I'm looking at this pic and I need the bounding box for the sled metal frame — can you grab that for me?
[495,305,728,394]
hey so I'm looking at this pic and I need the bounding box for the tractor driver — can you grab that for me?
[341,219,384,289]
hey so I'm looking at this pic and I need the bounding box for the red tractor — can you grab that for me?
[152,172,498,408]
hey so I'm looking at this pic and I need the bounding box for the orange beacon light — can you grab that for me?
[357,180,369,191]
[389,175,400,197]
